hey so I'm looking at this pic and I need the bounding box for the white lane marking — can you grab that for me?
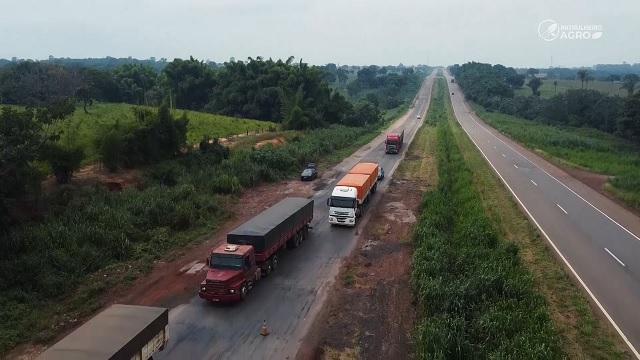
[531,180,538,186]
[459,98,640,243]
[514,165,518,169]
[449,82,640,360]
[502,154,506,158]
[605,248,626,267]
[494,146,496,149]
[557,204,568,214]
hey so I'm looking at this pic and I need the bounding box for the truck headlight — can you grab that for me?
[230,289,235,294]
[201,287,206,291]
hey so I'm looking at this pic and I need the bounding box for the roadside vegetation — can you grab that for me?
[0,56,429,356]
[450,62,640,210]
[443,81,627,358]
[411,77,564,358]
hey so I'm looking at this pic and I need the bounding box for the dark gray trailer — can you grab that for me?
[37,304,169,360]
[227,197,313,265]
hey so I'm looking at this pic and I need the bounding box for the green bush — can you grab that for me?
[40,142,85,184]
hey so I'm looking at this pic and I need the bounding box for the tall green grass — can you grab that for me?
[411,79,564,358]
[0,123,373,356]
[472,105,640,209]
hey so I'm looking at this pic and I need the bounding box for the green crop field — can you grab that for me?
[17,102,277,163]
[514,79,627,98]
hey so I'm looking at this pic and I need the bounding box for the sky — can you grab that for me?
[1,0,638,68]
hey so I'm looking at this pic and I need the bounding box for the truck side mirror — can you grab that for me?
[384,140,387,144]
[326,198,330,206]
[205,257,210,267]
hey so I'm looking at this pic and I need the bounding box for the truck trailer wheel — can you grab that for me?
[272,255,279,270]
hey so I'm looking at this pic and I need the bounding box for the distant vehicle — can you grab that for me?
[378,166,385,180]
[416,115,421,119]
[452,92,454,95]
[37,304,169,360]
[300,163,318,181]
[451,78,455,83]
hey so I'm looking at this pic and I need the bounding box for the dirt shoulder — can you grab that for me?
[299,178,426,360]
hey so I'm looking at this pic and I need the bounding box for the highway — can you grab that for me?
[155,70,437,360]
[444,71,640,359]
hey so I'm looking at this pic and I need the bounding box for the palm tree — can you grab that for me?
[620,74,640,97]
[585,75,594,90]
[576,69,589,89]
[553,80,558,95]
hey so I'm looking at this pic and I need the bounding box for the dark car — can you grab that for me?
[378,166,385,180]
[300,164,318,181]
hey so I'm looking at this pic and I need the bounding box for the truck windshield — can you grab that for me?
[328,196,356,208]
[210,254,243,269]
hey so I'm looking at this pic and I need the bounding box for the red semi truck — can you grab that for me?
[199,197,314,303]
[385,128,405,154]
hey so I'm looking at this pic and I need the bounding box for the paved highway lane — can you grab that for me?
[155,70,437,360]
[445,71,640,359]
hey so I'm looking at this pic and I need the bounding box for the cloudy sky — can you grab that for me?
[1,0,637,68]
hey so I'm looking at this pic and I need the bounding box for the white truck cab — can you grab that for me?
[327,186,358,226]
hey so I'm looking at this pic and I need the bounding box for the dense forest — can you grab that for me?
[449,62,640,143]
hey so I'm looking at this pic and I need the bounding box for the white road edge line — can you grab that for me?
[557,204,568,214]
[459,97,640,244]
[605,248,626,267]
[531,180,537,186]
[447,77,640,360]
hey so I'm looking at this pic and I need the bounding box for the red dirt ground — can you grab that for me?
[297,179,427,360]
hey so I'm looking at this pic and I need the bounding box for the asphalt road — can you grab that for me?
[445,71,640,359]
[155,70,437,360]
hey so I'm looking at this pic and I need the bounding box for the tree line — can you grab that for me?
[0,56,422,128]
[449,62,640,143]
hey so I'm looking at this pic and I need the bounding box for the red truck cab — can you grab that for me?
[199,244,262,302]
[385,129,404,154]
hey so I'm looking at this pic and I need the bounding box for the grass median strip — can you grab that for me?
[411,78,564,358]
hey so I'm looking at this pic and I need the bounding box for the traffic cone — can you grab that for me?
[260,320,270,336]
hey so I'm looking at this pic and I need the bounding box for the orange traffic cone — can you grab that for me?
[260,320,270,336]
